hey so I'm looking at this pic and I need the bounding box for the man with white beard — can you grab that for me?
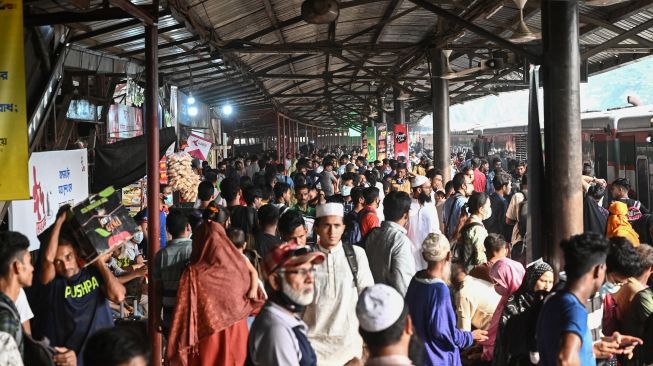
[303,203,375,366]
[248,243,325,366]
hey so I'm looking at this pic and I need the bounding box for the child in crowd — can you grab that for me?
[227,227,266,300]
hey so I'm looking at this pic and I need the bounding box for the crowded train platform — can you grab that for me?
[2,0,653,365]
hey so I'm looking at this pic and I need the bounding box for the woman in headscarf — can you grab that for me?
[167,220,265,366]
[606,201,640,246]
[493,260,554,366]
[481,258,525,362]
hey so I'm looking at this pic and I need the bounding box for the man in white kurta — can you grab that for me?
[407,175,441,270]
[303,203,374,366]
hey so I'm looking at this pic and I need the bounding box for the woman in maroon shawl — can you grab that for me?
[167,220,264,366]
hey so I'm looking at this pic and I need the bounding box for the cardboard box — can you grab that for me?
[69,186,138,265]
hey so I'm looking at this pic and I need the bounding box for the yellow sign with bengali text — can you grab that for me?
[0,0,29,200]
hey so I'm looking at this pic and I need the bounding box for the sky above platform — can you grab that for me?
[419,56,653,131]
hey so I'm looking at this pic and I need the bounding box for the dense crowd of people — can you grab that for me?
[0,145,652,366]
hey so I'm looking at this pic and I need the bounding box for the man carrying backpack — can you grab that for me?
[443,173,472,239]
[304,203,374,366]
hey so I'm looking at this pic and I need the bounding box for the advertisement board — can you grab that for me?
[0,0,29,200]
[107,103,143,141]
[9,149,89,250]
[184,133,213,161]
[394,124,408,161]
[366,126,377,161]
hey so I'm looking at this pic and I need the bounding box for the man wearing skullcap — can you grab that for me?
[356,284,415,366]
[405,233,488,366]
[302,203,374,366]
[408,175,441,270]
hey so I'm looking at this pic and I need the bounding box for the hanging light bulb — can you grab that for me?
[188,93,195,105]
[222,104,233,116]
[188,106,198,116]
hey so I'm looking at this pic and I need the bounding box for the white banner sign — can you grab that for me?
[184,133,212,161]
[10,149,89,250]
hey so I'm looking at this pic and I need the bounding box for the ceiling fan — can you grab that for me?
[509,0,540,43]
[440,50,491,80]
[302,0,340,24]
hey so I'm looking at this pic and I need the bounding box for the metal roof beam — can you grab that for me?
[256,55,315,74]
[581,17,653,59]
[108,0,155,25]
[270,80,312,96]
[221,41,419,53]
[408,0,540,63]
[160,56,214,70]
[158,47,210,63]
[89,23,185,50]
[579,14,653,48]
[341,6,419,44]
[69,19,141,42]
[259,73,426,81]
[174,72,248,89]
[161,61,226,78]
[192,83,258,99]
[118,35,200,57]
[25,5,158,26]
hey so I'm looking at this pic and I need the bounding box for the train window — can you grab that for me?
[636,157,650,210]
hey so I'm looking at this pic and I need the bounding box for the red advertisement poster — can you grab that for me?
[394,124,408,161]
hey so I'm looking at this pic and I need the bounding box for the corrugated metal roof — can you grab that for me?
[27,0,653,132]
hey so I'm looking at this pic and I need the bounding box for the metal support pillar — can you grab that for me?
[281,116,286,163]
[277,114,281,162]
[145,24,162,366]
[430,48,451,182]
[542,0,582,273]
[378,96,387,126]
[393,87,405,125]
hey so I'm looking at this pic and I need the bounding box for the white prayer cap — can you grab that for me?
[316,203,344,218]
[356,284,405,332]
[422,233,450,262]
[411,175,429,188]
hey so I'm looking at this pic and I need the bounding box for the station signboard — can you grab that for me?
[0,0,29,200]
[9,149,89,250]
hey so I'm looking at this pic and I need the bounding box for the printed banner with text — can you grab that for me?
[394,124,408,162]
[9,149,89,250]
[0,0,29,200]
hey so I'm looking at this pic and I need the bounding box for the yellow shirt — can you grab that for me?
[392,179,411,194]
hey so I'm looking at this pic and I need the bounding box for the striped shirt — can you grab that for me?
[152,238,192,329]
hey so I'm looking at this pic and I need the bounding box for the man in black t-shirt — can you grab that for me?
[35,208,126,366]
[254,204,282,261]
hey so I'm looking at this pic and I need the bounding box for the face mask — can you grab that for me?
[482,206,492,220]
[341,185,352,197]
[164,194,173,206]
[132,231,144,244]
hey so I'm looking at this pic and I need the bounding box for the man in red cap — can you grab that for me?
[248,243,325,366]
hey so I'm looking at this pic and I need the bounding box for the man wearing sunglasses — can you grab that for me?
[248,243,325,366]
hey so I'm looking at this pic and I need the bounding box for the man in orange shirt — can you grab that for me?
[360,187,381,239]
